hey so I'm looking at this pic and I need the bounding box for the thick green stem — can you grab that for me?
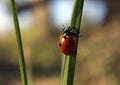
[10,0,28,85]
[62,0,84,85]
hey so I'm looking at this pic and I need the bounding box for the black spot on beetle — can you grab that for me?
[59,44,61,47]
[66,45,70,48]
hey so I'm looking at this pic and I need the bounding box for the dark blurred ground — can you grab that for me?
[0,0,120,85]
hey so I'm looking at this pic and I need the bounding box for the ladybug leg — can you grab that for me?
[62,28,65,32]
[68,26,72,31]
[65,24,68,27]
[79,34,84,37]
[71,28,83,38]
[78,34,84,39]
[70,26,77,33]
[62,25,66,31]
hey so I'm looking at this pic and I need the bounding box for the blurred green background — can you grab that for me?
[0,0,120,85]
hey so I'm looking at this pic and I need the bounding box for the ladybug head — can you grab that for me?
[63,26,74,36]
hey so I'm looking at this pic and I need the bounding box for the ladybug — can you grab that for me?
[59,26,76,55]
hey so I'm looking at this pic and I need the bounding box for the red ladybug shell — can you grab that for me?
[59,34,76,55]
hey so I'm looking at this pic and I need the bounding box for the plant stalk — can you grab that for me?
[10,0,28,85]
[62,0,84,85]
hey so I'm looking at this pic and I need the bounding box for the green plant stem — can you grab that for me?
[62,0,84,85]
[10,0,28,85]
